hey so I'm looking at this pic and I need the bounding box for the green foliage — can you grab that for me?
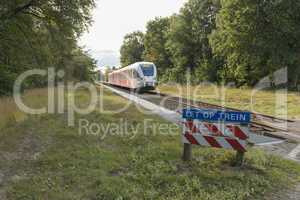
[0,64,17,95]
[166,0,222,83]
[120,0,300,88]
[143,17,173,79]
[210,0,300,87]
[71,49,97,82]
[120,31,145,67]
[120,0,222,84]
[0,0,96,96]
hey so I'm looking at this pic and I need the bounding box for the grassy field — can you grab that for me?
[157,84,300,119]
[0,86,300,200]
[0,88,50,130]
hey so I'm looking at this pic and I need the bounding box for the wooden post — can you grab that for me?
[182,143,192,161]
[234,151,245,167]
[233,123,248,167]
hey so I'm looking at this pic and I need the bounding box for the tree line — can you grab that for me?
[0,0,97,96]
[120,0,300,88]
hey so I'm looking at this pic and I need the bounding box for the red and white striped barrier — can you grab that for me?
[184,120,249,140]
[182,119,249,152]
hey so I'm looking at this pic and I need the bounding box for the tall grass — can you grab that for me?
[157,84,300,119]
[0,88,49,130]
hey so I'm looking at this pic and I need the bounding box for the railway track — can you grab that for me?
[143,91,300,133]
[98,83,300,164]
[98,82,300,141]
[147,91,295,122]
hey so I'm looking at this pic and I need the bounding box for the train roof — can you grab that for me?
[109,62,155,74]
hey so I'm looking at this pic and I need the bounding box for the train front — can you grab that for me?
[138,62,157,91]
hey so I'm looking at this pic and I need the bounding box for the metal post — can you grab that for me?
[182,143,192,161]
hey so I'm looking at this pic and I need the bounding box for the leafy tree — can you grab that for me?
[0,0,96,95]
[119,0,300,88]
[71,49,97,82]
[166,0,222,83]
[210,0,300,87]
[143,17,173,79]
[104,66,112,82]
[120,31,145,67]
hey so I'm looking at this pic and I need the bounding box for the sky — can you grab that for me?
[79,0,187,58]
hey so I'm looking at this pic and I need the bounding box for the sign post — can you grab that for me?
[182,143,192,161]
[181,109,251,166]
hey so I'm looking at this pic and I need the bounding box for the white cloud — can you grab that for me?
[91,50,120,68]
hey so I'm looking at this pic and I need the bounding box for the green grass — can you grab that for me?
[0,86,300,200]
[0,88,55,130]
[157,84,300,119]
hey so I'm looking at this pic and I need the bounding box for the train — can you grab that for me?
[108,62,157,91]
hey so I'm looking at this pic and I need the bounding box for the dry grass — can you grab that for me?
[0,88,49,130]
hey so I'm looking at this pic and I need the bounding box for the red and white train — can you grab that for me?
[108,62,157,91]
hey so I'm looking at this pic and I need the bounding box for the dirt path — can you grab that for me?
[265,184,300,200]
[0,133,46,200]
[259,141,300,199]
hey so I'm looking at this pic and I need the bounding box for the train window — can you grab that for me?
[140,64,154,76]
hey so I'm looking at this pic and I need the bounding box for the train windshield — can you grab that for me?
[140,64,155,76]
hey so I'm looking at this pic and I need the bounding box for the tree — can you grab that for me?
[166,0,222,83]
[210,0,300,87]
[120,31,145,67]
[104,66,112,82]
[0,0,96,95]
[71,49,97,82]
[143,17,173,79]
